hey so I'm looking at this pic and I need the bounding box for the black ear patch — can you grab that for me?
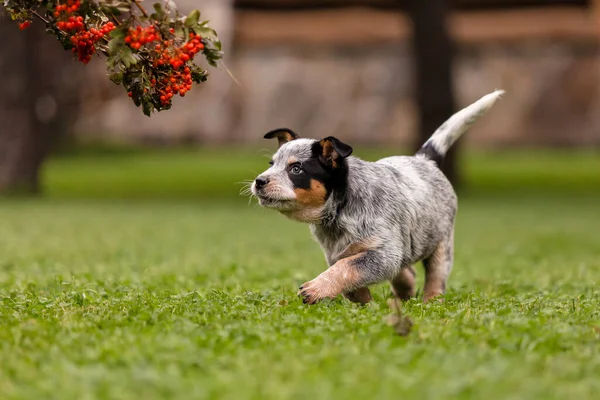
[264,128,299,148]
[316,136,353,169]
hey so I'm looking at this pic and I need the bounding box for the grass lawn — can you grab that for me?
[1,148,600,399]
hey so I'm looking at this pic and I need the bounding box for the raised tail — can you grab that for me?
[416,90,505,166]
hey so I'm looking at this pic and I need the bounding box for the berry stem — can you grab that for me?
[107,11,120,25]
[133,1,149,18]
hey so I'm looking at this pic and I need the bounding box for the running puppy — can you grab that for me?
[251,90,504,304]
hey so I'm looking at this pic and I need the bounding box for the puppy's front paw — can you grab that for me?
[298,279,333,305]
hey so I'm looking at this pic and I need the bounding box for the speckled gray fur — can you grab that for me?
[313,155,456,271]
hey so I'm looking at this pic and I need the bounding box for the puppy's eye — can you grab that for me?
[290,165,302,175]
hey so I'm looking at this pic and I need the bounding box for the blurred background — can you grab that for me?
[2,3,600,397]
[0,0,599,197]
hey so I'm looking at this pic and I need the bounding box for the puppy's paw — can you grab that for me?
[423,292,445,303]
[298,279,333,305]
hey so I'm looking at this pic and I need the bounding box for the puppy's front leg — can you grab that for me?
[298,251,380,304]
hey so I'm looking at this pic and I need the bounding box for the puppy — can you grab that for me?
[251,90,504,304]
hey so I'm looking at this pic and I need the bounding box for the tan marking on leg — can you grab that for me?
[298,253,366,304]
[304,238,379,305]
[337,237,380,261]
[423,240,451,303]
[344,287,373,305]
[390,266,416,301]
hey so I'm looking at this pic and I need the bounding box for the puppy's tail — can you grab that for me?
[416,90,505,166]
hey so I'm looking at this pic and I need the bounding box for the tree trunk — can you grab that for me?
[0,17,77,195]
[408,0,459,186]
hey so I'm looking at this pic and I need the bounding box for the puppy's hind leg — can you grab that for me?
[423,234,454,303]
[344,287,373,305]
[390,266,416,301]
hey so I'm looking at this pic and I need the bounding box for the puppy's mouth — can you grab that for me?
[257,195,295,209]
[250,182,296,209]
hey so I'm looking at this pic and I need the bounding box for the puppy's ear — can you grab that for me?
[264,128,299,148]
[317,136,353,168]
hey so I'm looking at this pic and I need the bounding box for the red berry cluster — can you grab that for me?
[53,0,82,31]
[177,32,205,66]
[54,0,81,16]
[8,1,221,116]
[155,33,205,71]
[69,22,115,64]
[125,26,159,50]
[57,15,84,32]
[153,66,194,106]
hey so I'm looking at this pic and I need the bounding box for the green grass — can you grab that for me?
[1,148,600,399]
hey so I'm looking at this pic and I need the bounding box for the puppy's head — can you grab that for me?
[251,128,353,223]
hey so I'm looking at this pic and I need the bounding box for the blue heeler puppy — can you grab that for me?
[251,90,504,304]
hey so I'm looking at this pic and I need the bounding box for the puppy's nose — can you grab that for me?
[255,177,269,190]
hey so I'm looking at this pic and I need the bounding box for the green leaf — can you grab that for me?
[108,72,124,85]
[109,27,127,39]
[192,26,217,39]
[120,47,137,68]
[184,10,200,28]
[107,37,124,55]
[106,55,119,69]
[153,2,165,18]
[174,25,184,39]
[99,5,122,16]
[142,98,154,117]
[116,2,132,13]
[132,92,141,107]
[191,69,208,84]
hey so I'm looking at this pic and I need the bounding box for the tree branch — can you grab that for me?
[31,10,49,24]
